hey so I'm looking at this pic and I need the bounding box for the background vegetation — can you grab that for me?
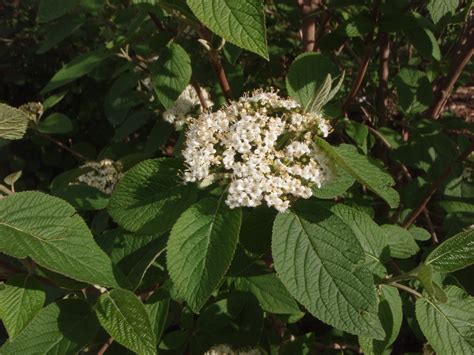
[0,0,473,354]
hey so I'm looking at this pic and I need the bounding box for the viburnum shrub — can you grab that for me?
[0,0,473,354]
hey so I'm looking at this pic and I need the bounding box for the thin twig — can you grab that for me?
[401,142,474,228]
[97,337,114,355]
[198,28,233,102]
[342,0,381,113]
[376,31,390,125]
[314,11,331,51]
[39,133,89,162]
[148,12,166,32]
[191,79,209,110]
[425,13,473,119]
[208,50,233,102]
[388,282,423,298]
[0,258,55,286]
[422,208,439,243]
[0,184,13,196]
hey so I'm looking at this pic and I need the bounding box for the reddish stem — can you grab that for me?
[425,15,474,119]
[401,142,474,228]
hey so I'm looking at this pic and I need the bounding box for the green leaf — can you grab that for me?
[345,120,369,153]
[416,263,448,303]
[381,224,419,259]
[0,275,45,338]
[314,140,400,208]
[0,103,30,140]
[36,16,84,54]
[305,72,345,113]
[286,53,338,108]
[393,68,433,115]
[195,292,264,350]
[108,158,196,234]
[0,192,122,287]
[167,197,242,313]
[359,285,403,355]
[104,71,142,126]
[427,0,459,24]
[425,229,474,272]
[329,203,389,274]
[144,288,170,343]
[37,113,74,134]
[305,73,332,113]
[152,43,192,109]
[97,229,166,290]
[272,200,385,339]
[406,27,441,61]
[37,0,81,23]
[312,164,355,199]
[96,289,156,355]
[133,0,196,20]
[239,207,275,254]
[1,299,99,354]
[53,184,109,211]
[410,226,432,241]
[233,272,301,315]
[112,110,151,142]
[43,91,67,111]
[41,49,110,94]
[416,286,474,355]
[186,0,268,59]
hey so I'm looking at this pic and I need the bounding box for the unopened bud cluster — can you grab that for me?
[163,85,212,129]
[182,90,334,212]
[75,159,123,195]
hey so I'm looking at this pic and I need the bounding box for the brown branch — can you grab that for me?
[0,184,13,196]
[422,208,439,244]
[199,28,233,102]
[314,12,331,51]
[39,133,89,162]
[376,32,390,125]
[299,0,320,52]
[191,79,210,110]
[0,258,55,286]
[342,0,381,113]
[425,13,474,119]
[97,337,113,355]
[208,50,233,102]
[148,12,166,32]
[401,142,474,228]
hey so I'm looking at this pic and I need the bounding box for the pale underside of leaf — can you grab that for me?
[0,103,30,140]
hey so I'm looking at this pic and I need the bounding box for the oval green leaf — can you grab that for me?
[108,158,197,234]
[167,197,242,313]
[187,0,268,59]
[272,200,385,339]
[96,289,156,355]
[0,191,122,287]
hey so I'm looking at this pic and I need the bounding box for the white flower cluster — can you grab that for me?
[75,159,123,195]
[163,85,213,129]
[205,344,260,355]
[182,90,334,212]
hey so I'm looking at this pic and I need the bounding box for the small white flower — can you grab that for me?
[162,85,213,129]
[74,159,123,194]
[182,89,334,212]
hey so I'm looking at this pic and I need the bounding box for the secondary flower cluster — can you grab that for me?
[163,85,212,129]
[75,159,123,195]
[182,90,334,212]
